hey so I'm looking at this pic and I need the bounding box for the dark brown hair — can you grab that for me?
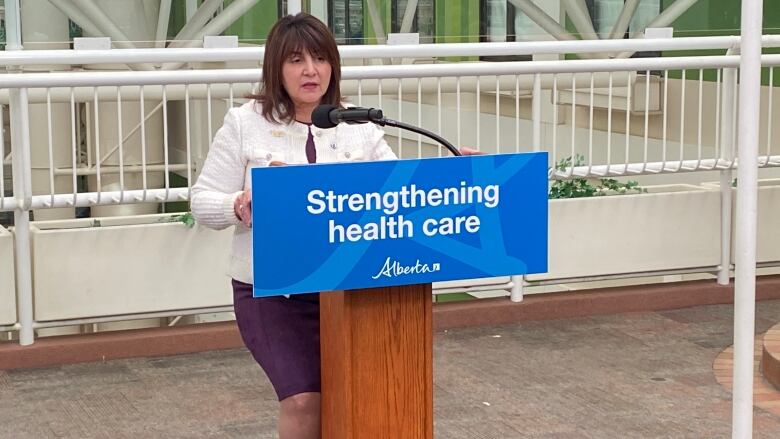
[250,13,342,124]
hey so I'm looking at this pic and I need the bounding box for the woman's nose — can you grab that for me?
[303,57,316,74]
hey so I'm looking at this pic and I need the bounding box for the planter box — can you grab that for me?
[527,184,721,282]
[0,225,15,325]
[754,180,780,263]
[31,214,233,321]
[702,179,780,264]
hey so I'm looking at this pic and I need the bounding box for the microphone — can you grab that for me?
[311,104,461,156]
[312,105,384,128]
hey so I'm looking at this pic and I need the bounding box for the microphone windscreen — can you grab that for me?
[312,104,338,129]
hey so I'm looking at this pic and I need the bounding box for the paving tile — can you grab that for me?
[3,300,780,437]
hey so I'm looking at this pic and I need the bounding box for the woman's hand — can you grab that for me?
[459,147,482,156]
[234,161,285,227]
[234,190,253,228]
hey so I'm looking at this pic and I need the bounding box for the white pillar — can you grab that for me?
[5,0,35,346]
[732,0,763,437]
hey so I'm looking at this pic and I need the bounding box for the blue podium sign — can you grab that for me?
[251,152,548,297]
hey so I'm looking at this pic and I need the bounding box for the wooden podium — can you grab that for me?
[320,283,433,439]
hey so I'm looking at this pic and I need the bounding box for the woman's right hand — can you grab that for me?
[234,190,253,228]
[234,161,285,228]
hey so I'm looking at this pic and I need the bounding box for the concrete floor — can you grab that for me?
[4,300,780,438]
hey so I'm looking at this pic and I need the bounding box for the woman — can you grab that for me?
[191,13,396,439]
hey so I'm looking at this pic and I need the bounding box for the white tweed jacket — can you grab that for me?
[191,101,397,285]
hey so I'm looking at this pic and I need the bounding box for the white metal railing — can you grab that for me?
[3,54,780,212]
[0,35,779,66]
[2,37,780,345]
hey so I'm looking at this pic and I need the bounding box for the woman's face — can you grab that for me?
[282,50,332,110]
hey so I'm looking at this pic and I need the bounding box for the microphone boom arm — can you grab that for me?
[374,118,462,157]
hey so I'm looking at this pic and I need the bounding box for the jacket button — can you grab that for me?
[266,153,273,160]
[315,131,323,137]
[345,151,351,159]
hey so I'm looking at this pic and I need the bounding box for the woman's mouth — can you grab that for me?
[302,82,319,90]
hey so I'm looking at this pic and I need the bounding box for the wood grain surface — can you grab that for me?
[320,284,433,439]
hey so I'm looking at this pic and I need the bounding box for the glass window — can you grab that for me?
[587,0,661,58]
[0,17,5,50]
[328,0,363,44]
[391,0,436,43]
[588,0,661,38]
[479,0,539,44]
[630,0,661,34]
[593,0,622,38]
[481,0,515,43]
[479,1,531,61]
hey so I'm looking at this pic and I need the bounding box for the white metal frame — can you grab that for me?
[1,35,780,67]
[0,39,773,437]
[4,53,780,214]
[733,1,763,437]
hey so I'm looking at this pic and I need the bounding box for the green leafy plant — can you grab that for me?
[169,212,196,228]
[90,213,196,228]
[549,155,646,199]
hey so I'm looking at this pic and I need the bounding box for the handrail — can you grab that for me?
[4,54,780,89]
[2,35,780,67]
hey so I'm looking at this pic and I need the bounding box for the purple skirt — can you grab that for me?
[231,279,321,401]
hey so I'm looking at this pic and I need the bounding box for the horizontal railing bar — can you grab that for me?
[4,54,780,89]
[2,36,780,66]
[0,73,618,104]
[6,264,779,331]
[345,55,747,79]
[8,264,731,331]
[1,188,190,211]
[550,156,780,180]
[52,163,191,176]
[433,280,515,295]
[5,156,780,212]
[32,306,235,328]
[526,266,720,286]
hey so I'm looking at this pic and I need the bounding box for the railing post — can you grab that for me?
[733,0,763,436]
[719,57,736,286]
[532,72,542,151]
[6,0,35,346]
[510,276,524,303]
[512,73,542,303]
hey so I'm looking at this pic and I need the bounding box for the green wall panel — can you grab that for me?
[661,0,780,38]
[224,0,280,44]
[661,0,780,85]
[168,0,188,39]
[167,0,278,43]
[435,0,479,61]
[435,0,479,44]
